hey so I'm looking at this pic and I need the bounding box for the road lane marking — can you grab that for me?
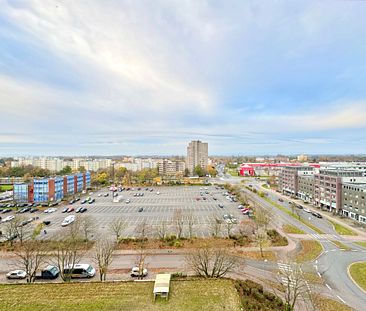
[325,283,332,290]
[317,272,321,277]
[337,295,346,304]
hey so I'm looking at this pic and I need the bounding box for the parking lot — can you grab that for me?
[1,186,245,240]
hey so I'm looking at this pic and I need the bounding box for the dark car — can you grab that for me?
[43,220,51,226]
[21,207,31,213]
[278,198,284,202]
[138,207,143,212]
[30,208,39,213]
[80,207,87,213]
[40,265,59,279]
[312,212,323,218]
[2,209,11,214]
[296,205,303,209]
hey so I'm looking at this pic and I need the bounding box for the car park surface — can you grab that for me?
[10,186,246,239]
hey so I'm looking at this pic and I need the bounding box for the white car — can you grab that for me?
[44,207,57,213]
[156,191,160,195]
[6,270,26,279]
[130,266,148,277]
[61,215,75,227]
[89,192,93,195]
[125,199,130,204]
[304,208,311,213]
[98,193,102,197]
[2,215,15,223]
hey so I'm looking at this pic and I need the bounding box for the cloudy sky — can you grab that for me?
[1,0,366,156]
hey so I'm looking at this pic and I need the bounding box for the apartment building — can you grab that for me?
[342,183,366,223]
[13,172,91,203]
[158,159,186,176]
[314,169,366,212]
[297,175,314,202]
[186,140,208,175]
[279,166,314,196]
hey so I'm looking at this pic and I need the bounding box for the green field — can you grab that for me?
[0,279,241,311]
[329,220,357,236]
[0,184,13,192]
[349,262,366,292]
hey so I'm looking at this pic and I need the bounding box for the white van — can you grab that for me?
[61,215,75,227]
[63,264,95,278]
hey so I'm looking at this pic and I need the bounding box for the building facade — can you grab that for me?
[158,159,186,176]
[314,170,366,212]
[297,175,314,202]
[13,171,91,203]
[342,183,366,223]
[186,140,208,175]
[279,166,314,196]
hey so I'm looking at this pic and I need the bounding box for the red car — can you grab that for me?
[67,207,74,213]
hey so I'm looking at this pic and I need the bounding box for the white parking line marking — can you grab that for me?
[325,284,332,290]
[317,272,321,278]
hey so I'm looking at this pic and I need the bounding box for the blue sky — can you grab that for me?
[1,0,366,156]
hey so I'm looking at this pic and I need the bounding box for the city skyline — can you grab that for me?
[1,1,366,155]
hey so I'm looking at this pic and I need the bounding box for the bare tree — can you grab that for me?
[254,227,268,258]
[173,209,184,239]
[276,261,310,311]
[67,218,82,242]
[225,220,234,238]
[93,238,115,281]
[79,215,96,241]
[135,247,148,280]
[2,220,18,246]
[109,217,126,243]
[254,207,271,230]
[156,220,169,240]
[208,215,222,238]
[14,216,32,245]
[186,211,195,239]
[53,238,85,282]
[14,240,46,283]
[135,219,150,242]
[185,245,240,278]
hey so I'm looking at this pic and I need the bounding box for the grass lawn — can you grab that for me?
[0,279,241,311]
[296,240,323,263]
[318,298,353,311]
[262,197,324,234]
[331,240,351,251]
[349,262,366,292]
[282,224,305,234]
[329,220,357,236]
[354,241,366,248]
[0,184,13,192]
[226,168,240,177]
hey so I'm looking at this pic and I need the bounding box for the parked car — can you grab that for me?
[218,204,224,208]
[30,208,39,213]
[80,207,87,213]
[130,266,148,277]
[62,207,68,213]
[303,208,311,213]
[138,207,143,212]
[63,264,95,278]
[81,199,87,204]
[6,270,26,279]
[312,212,323,218]
[61,215,75,227]
[125,199,130,204]
[67,207,75,213]
[88,198,95,204]
[296,205,303,209]
[2,215,15,223]
[75,207,82,213]
[38,265,59,279]
[43,220,51,226]
[69,199,76,204]
[278,198,284,202]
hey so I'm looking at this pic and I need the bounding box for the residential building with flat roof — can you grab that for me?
[186,140,208,175]
[342,183,366,223]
